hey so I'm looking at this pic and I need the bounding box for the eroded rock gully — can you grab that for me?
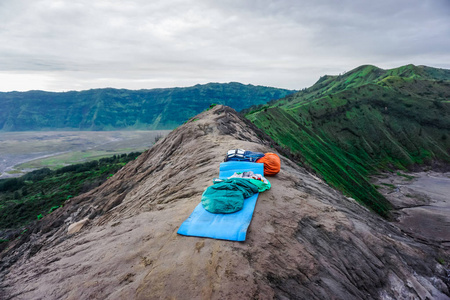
[0,106,448,300]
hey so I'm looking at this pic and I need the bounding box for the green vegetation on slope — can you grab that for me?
[246,64,450,217]
[0,152,141,230]
[0,83,296,131]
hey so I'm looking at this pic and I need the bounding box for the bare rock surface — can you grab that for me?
[67,218,89,235]
[0,106,449,300]
[373,171,450,245]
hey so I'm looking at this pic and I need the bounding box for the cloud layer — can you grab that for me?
[0,0,449,91]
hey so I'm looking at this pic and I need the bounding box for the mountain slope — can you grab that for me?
[0,82,295,131]
[0,106,448,299]
[246,64,450,217]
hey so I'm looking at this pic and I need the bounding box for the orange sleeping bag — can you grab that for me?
[256,153,280,176]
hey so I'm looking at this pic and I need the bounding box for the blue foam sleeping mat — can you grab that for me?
[177,161,264,241]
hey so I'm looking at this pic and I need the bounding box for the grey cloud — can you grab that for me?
[0,0,449,91]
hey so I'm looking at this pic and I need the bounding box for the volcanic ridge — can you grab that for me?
[0,105,448,300]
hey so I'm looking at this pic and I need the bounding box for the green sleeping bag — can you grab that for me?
[201,178,259,214]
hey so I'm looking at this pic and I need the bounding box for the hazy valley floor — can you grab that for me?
[0,131,170,179]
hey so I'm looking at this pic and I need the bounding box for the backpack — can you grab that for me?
[225,149,265,162]
[256,153,281,176]
[225,149,246,161]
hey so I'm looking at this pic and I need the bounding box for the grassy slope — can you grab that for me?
[0,83,296,131]
[246,64,450,217]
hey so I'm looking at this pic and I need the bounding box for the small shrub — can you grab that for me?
[396,172,415,180]
[48,206,60,213]
[380,183,396,189]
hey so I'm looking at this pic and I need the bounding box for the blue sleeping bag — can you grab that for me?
[177,161,264,241]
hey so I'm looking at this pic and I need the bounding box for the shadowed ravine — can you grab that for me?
[0,106,448,299]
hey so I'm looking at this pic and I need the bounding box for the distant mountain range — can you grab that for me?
[0,82,296,131]
[246,64,450,216]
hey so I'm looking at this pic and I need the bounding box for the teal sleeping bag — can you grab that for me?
[201,178,259,214]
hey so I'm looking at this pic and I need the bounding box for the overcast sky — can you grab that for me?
[0,0,449,92]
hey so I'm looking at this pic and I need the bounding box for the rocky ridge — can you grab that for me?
[0,105,448,299]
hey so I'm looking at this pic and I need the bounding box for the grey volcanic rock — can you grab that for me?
[0,106,449,299]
